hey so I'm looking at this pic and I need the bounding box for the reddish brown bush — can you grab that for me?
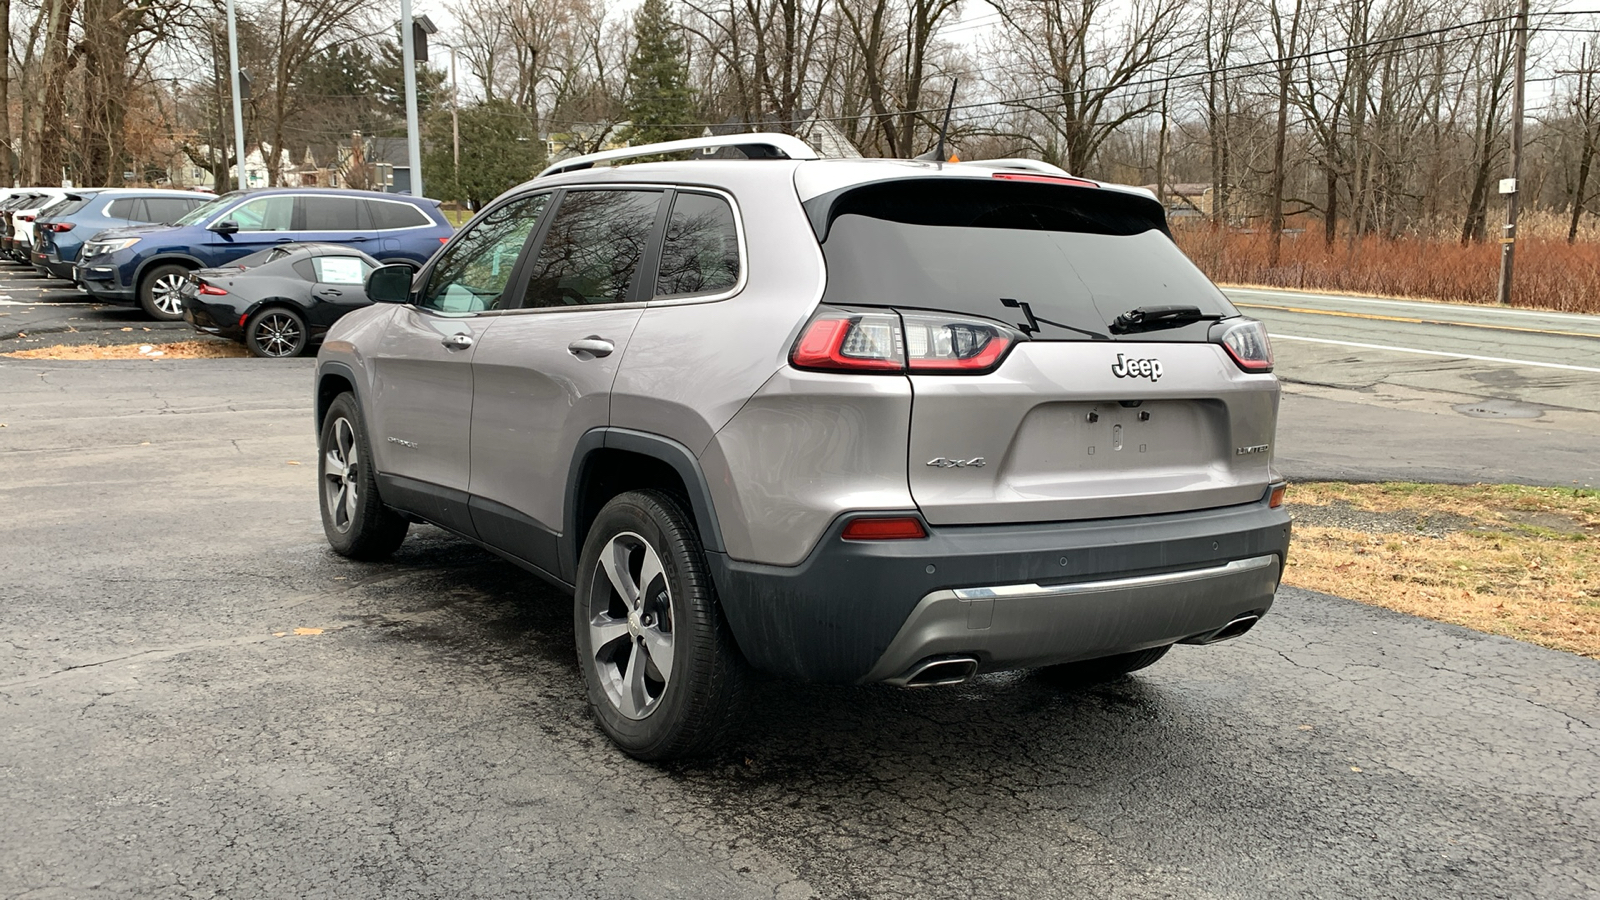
[1173,226,1600,314]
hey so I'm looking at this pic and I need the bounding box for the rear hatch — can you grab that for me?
[804,174,1278,526]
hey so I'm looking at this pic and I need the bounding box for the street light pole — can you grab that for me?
[400,0,424,197]
[1496,0,1530,307]
[225,0,247,191]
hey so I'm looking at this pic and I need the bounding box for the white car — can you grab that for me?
[9,187,68,262]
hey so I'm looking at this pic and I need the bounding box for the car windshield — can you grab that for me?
[173,194,236,227]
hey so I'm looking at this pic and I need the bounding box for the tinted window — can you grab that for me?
[312,255,371,284]
[300,196,362,230]
[813,179,1234,342]
[107,198,138,219]
[655,193,739,298]
[420,195,548,313]
[176,195,232,226]
[140,196,199,223]
[229,196,294,231]
[53,194,96,217]
[368,200,430,229]
[522,190,661,308]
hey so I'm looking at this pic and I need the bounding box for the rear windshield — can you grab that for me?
[53,193,98,217]
[810,179,1235,342]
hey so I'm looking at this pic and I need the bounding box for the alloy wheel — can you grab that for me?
[254,312,304,357]
[151,273,187,317]
[587,531,676,719]
[322,417,359,533]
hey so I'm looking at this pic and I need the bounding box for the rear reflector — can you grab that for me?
[841,516,928,540]
[1268,484,1287,508]
[991,172,1099,188]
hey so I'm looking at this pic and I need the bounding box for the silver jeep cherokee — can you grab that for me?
[314,134,1291,759]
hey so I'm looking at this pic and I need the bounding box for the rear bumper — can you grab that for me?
[707,498,1292,683]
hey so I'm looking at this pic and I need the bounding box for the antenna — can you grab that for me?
[914,79,959,163]
[935,80,957,163]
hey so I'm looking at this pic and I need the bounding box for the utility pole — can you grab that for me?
[400,0,423,197]
[1496,0,1530,307]
[451,47,460,177]
[225,0,247,192]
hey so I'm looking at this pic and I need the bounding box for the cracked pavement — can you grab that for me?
[2,350,1599,897]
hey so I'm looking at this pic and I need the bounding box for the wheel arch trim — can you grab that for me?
[132,253,205,288]
[315,361,364,432]
[563,427,727,580]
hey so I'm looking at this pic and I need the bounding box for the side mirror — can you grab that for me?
[208,219,239,235]
[365,264,414,304]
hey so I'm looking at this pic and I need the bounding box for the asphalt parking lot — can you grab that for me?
[2,296,1598,896]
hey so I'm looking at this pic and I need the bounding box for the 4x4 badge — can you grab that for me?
[926,457,986,468]
[1111,353,1163,381]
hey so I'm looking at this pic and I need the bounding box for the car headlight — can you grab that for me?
[85,237,141,255]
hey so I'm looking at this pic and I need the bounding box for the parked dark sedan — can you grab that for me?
[180,243,379,358]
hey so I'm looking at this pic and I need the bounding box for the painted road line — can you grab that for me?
[1274,334,1600,373]
[1224,287,1600,323]
[1235,302,1600,340]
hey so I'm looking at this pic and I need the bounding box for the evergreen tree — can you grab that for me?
[424,99,546,208]
[623,0,694,146]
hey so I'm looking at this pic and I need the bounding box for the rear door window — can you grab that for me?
[140,196,199,223]
[811,179,1236,342]
[521,189,663,308]
[654,192,739,298]
[368,199,430,230]
[300,196,362,231]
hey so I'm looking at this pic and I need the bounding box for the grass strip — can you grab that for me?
[1285,482,1599,657]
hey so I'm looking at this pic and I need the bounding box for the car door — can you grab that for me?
[466,188,665,578]
[211,195,299,262]
[303,252,374,329]
[366,193,551,536]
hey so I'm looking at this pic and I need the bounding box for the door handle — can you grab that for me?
[318,288,342,297]
[442,333,474,350]
[567,337,614,358]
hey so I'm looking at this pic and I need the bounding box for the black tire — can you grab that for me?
[318,392,409,560]
[574,490,746,760]
[1037,645,1172,686]
[138,262,191,321]
[245,307,309,358]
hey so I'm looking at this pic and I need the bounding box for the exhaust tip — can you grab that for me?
[1183,613,1262,645]
[889,655,980,688]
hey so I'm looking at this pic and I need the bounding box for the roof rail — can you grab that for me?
[538,133,821,178]
[963,158,1073,177]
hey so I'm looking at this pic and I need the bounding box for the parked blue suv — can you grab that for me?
[33,189,212,280]
[76,188,453,320]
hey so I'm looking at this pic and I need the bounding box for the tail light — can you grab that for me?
[841,515,927,540]
[791,307,1019,375]
[197,282,228,296]
[19,214,34,222]
[439,236,450,243]
[50,222,73,232]
[1213,319,1274,373]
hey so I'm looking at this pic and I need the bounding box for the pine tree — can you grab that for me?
[624,0,694,146]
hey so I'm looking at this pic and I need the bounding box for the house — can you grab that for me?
[1140,182,1212,219]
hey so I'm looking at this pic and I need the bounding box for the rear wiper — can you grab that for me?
[1000,297,1109,340]
[1110,305,1223,334]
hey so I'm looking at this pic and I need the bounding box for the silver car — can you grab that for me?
[314,134,1291,759]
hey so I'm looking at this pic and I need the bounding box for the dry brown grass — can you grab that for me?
[1175,225,1600,314]
[1286,482,1600,657]
[4,339,250,360]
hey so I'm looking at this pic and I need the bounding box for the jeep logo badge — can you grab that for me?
[1111,353,1163,381]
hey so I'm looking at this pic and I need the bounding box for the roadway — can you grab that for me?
[1223,287,1600,488]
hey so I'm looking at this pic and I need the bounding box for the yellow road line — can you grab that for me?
[1233,302,1600,340]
